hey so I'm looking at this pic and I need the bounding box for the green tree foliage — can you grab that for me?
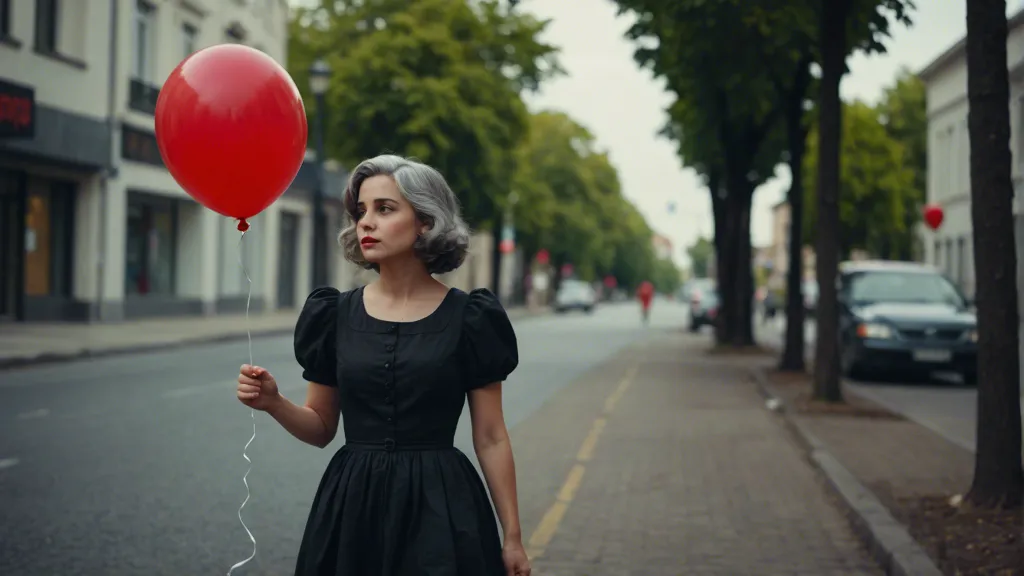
[802,101,917,259]
[877,69,927,259]
[652,257,683,295]
[286,0,560,228]
[614,0,787,347]
[686,237,714,279]
[512,111,660,290]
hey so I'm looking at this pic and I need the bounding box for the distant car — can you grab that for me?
[838,260,977,384]
[688,285,719,332]
[554,280,596,313]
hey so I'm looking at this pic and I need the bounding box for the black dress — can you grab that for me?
[291,285,518,576]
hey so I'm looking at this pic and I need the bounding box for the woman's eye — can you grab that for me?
[379,205,393,213]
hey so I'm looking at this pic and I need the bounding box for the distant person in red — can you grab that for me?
[637,280,654,324]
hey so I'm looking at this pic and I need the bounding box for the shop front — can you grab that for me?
[0,76,111,322]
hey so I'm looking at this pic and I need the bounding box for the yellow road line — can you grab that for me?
[576,418,606,462]
[525,363,638,560]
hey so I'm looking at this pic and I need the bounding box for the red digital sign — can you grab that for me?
[0,78,35,139]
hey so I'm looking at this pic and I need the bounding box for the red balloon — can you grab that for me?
[155,44,308,227]
[923,203,944,231]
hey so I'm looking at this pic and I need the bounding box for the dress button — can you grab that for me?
[387,325,396,333]
[384,362,391,369]
[387,416,393,422]
[384,380,393,389]
[385,394,394,404]
[386,344,395,352]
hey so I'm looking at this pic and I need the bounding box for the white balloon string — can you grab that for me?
[228,229,257,575]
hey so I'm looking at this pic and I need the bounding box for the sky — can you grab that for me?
[516,0,978,267]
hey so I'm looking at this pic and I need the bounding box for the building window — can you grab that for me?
[944,238,953,278]
[126,193,178,296]
[182,22,197,58]
[1,0,11,37]
[133,0,155,81]
[24,178,74,297]
[34,0,58,52]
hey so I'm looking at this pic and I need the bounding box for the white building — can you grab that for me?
[0,0,356,323]
[919,9,1024,300]
[920,9,1024,379]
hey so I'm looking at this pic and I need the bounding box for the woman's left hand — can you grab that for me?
[502,539,531,576]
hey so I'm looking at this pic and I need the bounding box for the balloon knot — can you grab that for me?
[237,219,250,232]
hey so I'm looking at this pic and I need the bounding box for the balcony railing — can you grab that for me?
[128,78,160,116]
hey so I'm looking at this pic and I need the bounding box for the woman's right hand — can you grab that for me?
[237,364,282,412]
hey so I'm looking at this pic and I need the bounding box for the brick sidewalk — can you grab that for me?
[509,331,880,575]
[757,371,997,574]
[0,304,548,368]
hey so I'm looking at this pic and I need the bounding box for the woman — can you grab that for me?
[235,155,531,576]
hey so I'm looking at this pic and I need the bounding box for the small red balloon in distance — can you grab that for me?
[923,203,944,231]
[155,44,308,229]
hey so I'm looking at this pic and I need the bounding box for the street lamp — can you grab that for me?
[309,58,331,288]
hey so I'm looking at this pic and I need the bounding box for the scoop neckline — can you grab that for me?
[357,285,456,326]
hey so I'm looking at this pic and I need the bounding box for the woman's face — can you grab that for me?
[355,175,423,265]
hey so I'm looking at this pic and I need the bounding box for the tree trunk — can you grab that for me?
[710,174,732,345]
[716,205,737,345]
[964,0,1024,510]
[812,0,847,402]
[724,171,755,347]
[780,102,808,371]
[732,192,755,346]
[490,225,502,297]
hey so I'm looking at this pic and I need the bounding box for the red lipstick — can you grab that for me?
[361,236,379,246]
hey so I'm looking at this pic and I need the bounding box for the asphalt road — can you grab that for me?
[0,298,688,576]
[757,312,1024,454]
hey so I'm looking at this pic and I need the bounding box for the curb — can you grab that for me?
[750,368,943,576]
[0,306,552,371]
[0,327,296,371]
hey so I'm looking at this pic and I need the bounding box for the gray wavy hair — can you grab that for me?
[338,155,471,274]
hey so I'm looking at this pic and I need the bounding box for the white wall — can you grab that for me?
[0,0,112,119]
[106,0,294,315]
[923,18,1024,386]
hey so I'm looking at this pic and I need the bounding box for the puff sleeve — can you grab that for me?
[462,288,519,391]
[294,287,341,387]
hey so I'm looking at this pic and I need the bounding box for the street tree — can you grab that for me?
[801,101,916,259]
[512,111,656,288]
[686,237,715,279]
[743,3,816,371]
[614,0,785,347]
[964,0,1023,510]
[653,257,683,295]
[286,0,560,232]
[877,69,927,260]
[810,0,913,402]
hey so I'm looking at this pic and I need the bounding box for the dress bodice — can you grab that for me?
[293,286,518,450]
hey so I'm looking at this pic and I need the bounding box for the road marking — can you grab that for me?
[526,363,638,560]
[16,408,50,420]
[575,418,605,462]
[0,458,19,470]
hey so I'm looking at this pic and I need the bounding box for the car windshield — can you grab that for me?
[848,271,965,307]
[560,281,590,296]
